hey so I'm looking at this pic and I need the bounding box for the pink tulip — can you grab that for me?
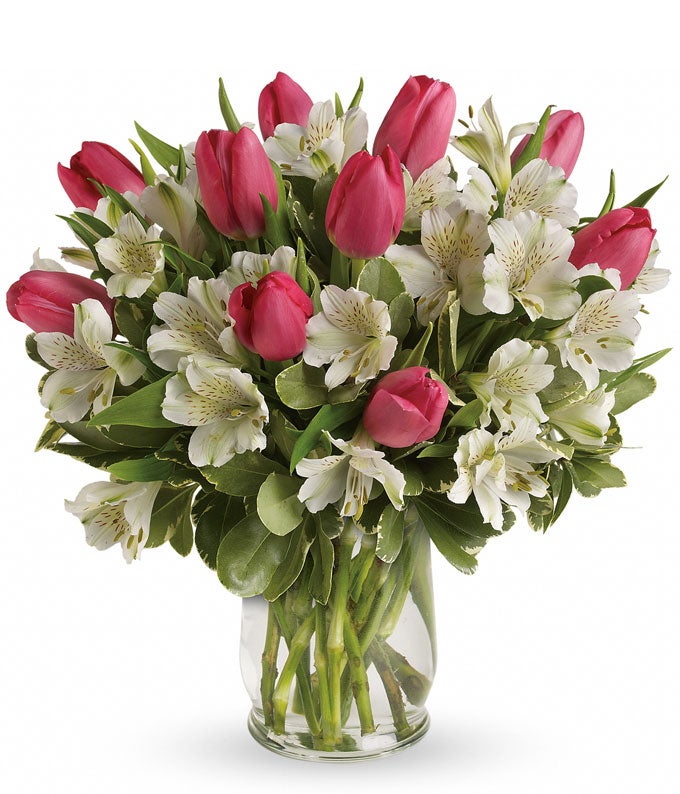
[6,270,115,335]
[363,367,448,448]
[195,127,278,240]
[373,75,456,180]
[511,109,585,178]
[58,142,146,211]
[326,147,405,259]
[258,72,313,140]
[571,207,656,289]
[228,271,313,361]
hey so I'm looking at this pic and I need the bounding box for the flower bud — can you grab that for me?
[195,127,278,240]
[373,76,456,180]
[571,207,656,289]
[228,271,313,361]
[58,142,146,210]
[258,72,313,140]
[6,270,115,335]
[326,147,405,259]
[511,109,585,178]
[363,367,448,448]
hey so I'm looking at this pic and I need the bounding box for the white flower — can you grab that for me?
[65,480,162,563]
[264,101,368,179]
[296,431,405,519]
[631,240,670,294]
[387,202,490,323]
[59,247,97,270]
[459,167,499,218]
[465,339,554,429]
[448,418,562,530]
[548,289,641,391]
[451,98,535,193]
[483,210,580,321]
[225,245,297,290]
[95,213,165,299]
[30,248,65,272]
[148,274,248,371]
[36,299,145,423]
[303,285,397,390]
[161,354,268,468]
[140,175,206,259]
[504,159,579,228]
[547,386,615,446]
[402,157,459,231]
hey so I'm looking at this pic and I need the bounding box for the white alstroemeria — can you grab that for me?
[29,248,65,272]
[264,100,368,179]
[402,157,459,231]
[148,274,249,371]
[387,202,490,323]
[36,299,145,423]
[483,210,580,321]
[459,167,499,218]
[504,159,579,228]
[448,417,562,530]
[631,240,670,294]
[465,339,554,429]
[547,289,641,391]
[304,286,398,390]
[95,213,165,299]
[451,98,535,193]
[547,386,615,446]
[140,175,206,259]
[59,246,97,270]
[65,480,162,563]
[225,246,297,290]
[296,431,405,519]
[161,354,268,468]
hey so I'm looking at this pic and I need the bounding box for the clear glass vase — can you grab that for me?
[239,516,436,761]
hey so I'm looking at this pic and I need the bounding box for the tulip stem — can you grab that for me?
[351,258,366,287]
[245,238,261,254]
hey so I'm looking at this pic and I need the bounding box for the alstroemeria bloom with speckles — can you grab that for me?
[303,285,398,390]
[36,298,145,423]
[296,431,405,519]
[95,213,165,298]
[503,159,578,228]
[387,202,490,323]
[483,210,580,321]
[631,241,670,294]
[448,418,562,530]
[224,246,297,291]
[464,339,554,429]
[402,157,458,232]
[65,480,162,563]
[547,386,615,447]
[547,289,641,391]
[161,354,268,468]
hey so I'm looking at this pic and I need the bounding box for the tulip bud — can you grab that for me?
[58,142,146,211]
[326,147,405,259]
[6,270,115,335]
[373,75,456,180]
[258,72,313,140]
[363,367,449,448]
[571,207,656,289]
[228,271,313,361]
[195,127,278,240]
[511,109,585,178]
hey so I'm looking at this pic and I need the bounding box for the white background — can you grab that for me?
[1,1,678,791]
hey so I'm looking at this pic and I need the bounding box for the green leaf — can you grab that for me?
[106,342,162,380]
[414,499,479,574]
[103,424,176,449]
[163,243,215,280]
[295,236,310,293]
[289,401,364,473]
[355,495,388,534]
[203,452,286,497]
[539,344,585,405]
[192,491,246,569]
[393,460,424,496]
[388,292,414,341]
[420,458,459,493]
[577,274,617,302]
[216,513,290,597]
[114,300,150,350]
[147,486,195,548]
[309,530,335,605]
[218,77,241,132]
[314,507,344,539]
[108,456,176,482]
[448,399,483,429]
[328,382,364,404]
[437,292,460,381]
[511,105,553,175]
[35,420,66,451]
[275,361,328,409]
[597,170,616,217]
[129,138,157,185]
[376,504,405,563]
[612,372,656,414]
[570,456,626,492]
[25,333,49,369]
[402,322,433,368]
[257,473,305,536]
[261,193,291,248]
[348,77,364,110]
[134,122,180,171]
[263,518,314,601]
[603,348,670,391]
[417,440,459,459]
[626,175,668,208]
[357,257,405,303]
[268,410,301,462]
[73,210,113,239]
[550,464,573,526]
[88,375,177,428]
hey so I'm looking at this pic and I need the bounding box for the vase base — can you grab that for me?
[247,707,430,762]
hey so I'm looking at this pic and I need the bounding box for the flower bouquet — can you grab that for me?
[6,72,670,761]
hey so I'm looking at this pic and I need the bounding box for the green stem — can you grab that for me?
[244,238,261,254]
[358,563,399,655]
[314,602,335,747]
[368,639,413,741]
[272,612,316,734]
[343,612,375,735]
[350,257,366,287]
[260,603,281,727]
[349,538,377,603]
[382,641,432,707]
[378,531,418,640]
